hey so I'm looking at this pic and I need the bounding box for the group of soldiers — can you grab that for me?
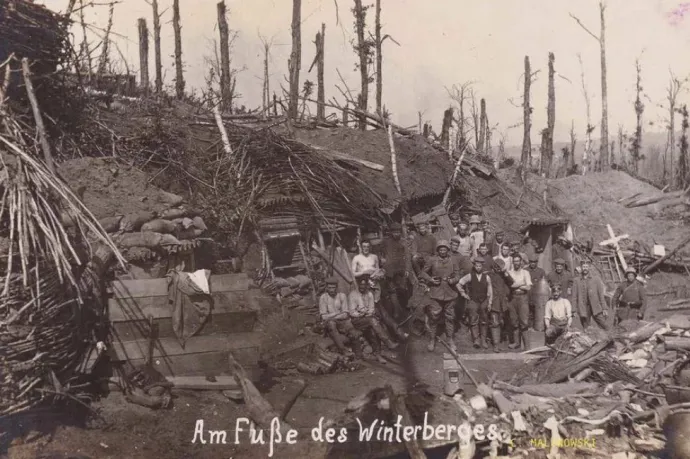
[318,213,648,359]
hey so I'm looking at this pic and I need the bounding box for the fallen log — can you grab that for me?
[642,234,690,275]
[228,353,293,433]
[664,337,690,351]
[477,383,516,415]
[542,339,612,384]
[279,379,306,421]
[494,381,600,398]
[384,385,426,459]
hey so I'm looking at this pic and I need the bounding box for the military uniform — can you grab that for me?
[612,268,647,323]
[487,259,514,351]
[457,261,493,348]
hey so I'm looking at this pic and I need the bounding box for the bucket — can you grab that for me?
[524,329,545,350]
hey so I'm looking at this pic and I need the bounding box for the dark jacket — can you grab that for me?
[572,275,608,317]
[420,255,459,302]
[612,280,647,314]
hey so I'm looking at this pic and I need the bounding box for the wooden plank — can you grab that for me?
[164,376,240,390]
[442,352,542,361]
[111,310,258,341]
[123,350,260,378]
[304,142,385,171]
[107,290,268,322]
[111,273,252,298]
[109,332,261,362]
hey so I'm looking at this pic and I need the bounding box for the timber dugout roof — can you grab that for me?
[293,127,454,204]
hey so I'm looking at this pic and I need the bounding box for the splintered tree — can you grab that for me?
[217,1,232,112]
[375,0,382,115]
[631,60,644,174]
[260,34,274,117]
[172,0,184,99]
[440,107,454,155]
[151,0,162,92]
[666,74,685,186]
[478,98,487,154]
[137,18,149,93]
[520,56,532,177]
[541,52,556,178]
[288,0,302,120]
[568,120,577,173]
[96,1,115,77]
[571,1,609,169]
[679,105,689,189]
[308,24,326,121]
[578,53,594,174]
[352,0,372,129]
[448,82,473,152]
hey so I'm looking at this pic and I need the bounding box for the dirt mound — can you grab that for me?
[543,170,688,252]
[58,157,178,219]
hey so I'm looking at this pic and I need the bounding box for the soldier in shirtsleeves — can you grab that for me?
[546,258,573,299]
[319,277,363,357]
[349,274,398,363]
[612,266,647,324]
[419,240,460,352]
[454,222,473,257]
[544,284,573,344]
[572,260,609,330]
[489,230,506,258]
[449,212,461,234]
[351,240,383,303]
[507,254,532,349]
[450,236,473,277]
[468,215,484,253]
[474,242,493,271]
[411,220,437,275]
[487,258,515,352]
[494,243,514,273]
[456,256,493,349]
[379,222,411,319]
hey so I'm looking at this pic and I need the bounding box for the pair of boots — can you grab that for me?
[507,329,527,350]
[470,324,489,349]
[427,331,456,353]
[489,327,501,353]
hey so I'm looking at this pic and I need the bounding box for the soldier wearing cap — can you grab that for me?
[449,212,461,233]
[411,220,437,275]
[487,258,515,352]
[572,260,609,330]
[419,240,460,352]
[380,222,412,318]
[489,230,506,257]
[612,267,647,324]
[468,215,484,254]
[457,256,493,349]
[509,241,530,266]
[553,235,572,272]
[546,258,573,298]
[544,284,573,344]
[494,242,514,273]
[507,253,533,349]
[454,223,473,257]
[319,277,363,357]
[475,242,493,270]
[480,218,496,256]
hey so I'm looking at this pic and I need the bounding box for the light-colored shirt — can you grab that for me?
[469,231,484,255]
[319,292,349,321]
[455,235,473,257]
[348,289,376,317]
[544,298,573,327]
[351,253,379,277]
[508,268,532,291]
[494,254,513,272]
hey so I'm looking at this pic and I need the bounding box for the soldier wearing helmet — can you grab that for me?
[547,257,573,299]
[419,240,460,352]
[612,266,647,324]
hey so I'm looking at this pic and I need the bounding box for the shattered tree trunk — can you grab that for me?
[316,24,325,121]
[96,1,114,77]
[152,0,162,92]
[599,2,610,169]
[262,42,270,115]
[679,105,689,189]
[137,18,149,94]
[633,59,644,174]
[568,120,576,172]
[217,1,232,112]
[375,0,382,115]
[440,107,453,155]
[542,52,555,178]
[288,0,302,120]
[354,0,368,130]
[521,56,532,175]
[172,0,184,99]
[478,98,487,154]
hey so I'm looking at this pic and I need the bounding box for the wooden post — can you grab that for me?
[217,1,231,112]
[374,0,382,115]
[521,56,532,176]
[288,0,302,120]
[22,59,56,175]
[137,18,149,94]
[353,0,368,130]
[172,0,185,99]
[152,0,162,92]
[317,23,325,121]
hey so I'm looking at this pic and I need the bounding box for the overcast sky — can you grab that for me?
[42,0,690,145]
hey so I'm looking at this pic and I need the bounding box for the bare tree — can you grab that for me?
[308,25,326,121]
[151,0,162,92]
[288,0,302,120]
[520,56,532,175]
[679,105,689,189]
[618,125,625,167]
[666,73,685,186]
[568,120,576,172]
[204,36,242,112]
[478,98,487,154]
[448,82,473,152]
[217,1,233,111]
[375,0,382,115]
[138,18,149,93]
[577,53,594,174]
[96,1,115,78]
[542,52,556,178]
[353,0,371,129]
[440,107,453,155]
[260,34,274,116]
[78,0,92,79]
[172,0,184,99]
[570,1,609,169]
[631,60,644,173]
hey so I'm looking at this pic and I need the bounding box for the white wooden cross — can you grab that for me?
[599,224,629,271]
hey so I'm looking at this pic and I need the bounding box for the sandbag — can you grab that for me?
[160,234,182,245]
[120,211,157,232]
[141,219,179,234]
[192,216,207,231]
[117,232,163,248]
[160,191,184,207]
[160,207,201,219]
[177,228,205,239]
[99,216,123,233]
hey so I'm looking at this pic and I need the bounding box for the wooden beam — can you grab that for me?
[165,375,240,390]
[642,234,690,275]
[604,224,628,271]
[297,141,384,171]
[111,273,252,298]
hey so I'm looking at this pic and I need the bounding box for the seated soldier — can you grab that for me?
[544,285,573,344]
[319,277,363,357]
[349,275,398,363]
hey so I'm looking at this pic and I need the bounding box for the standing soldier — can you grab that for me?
[494,243,514,273]
[455,223,473,257]
[481,218,495,256]
[487,258,514,352]
[527,256,547,328]
[546,258,573,299]
[457,257,493,349]
[380,223,411,319]
[419,240,460,352]
[449,213,461,234]
[553,235,573,272]
[450,236,473,277]
[319,277,363,357]
[411,221,437,275]
[507,254,532,349]
[612,267,647,324]
[572,260,609,330]
[475,243,493,271]
[468,215,484,254]
[489,230,506,258]
[509,241,530,266]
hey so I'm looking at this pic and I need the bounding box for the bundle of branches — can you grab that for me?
[0,70,125,419]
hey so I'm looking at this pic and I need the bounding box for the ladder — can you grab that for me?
[598,255,623,284]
